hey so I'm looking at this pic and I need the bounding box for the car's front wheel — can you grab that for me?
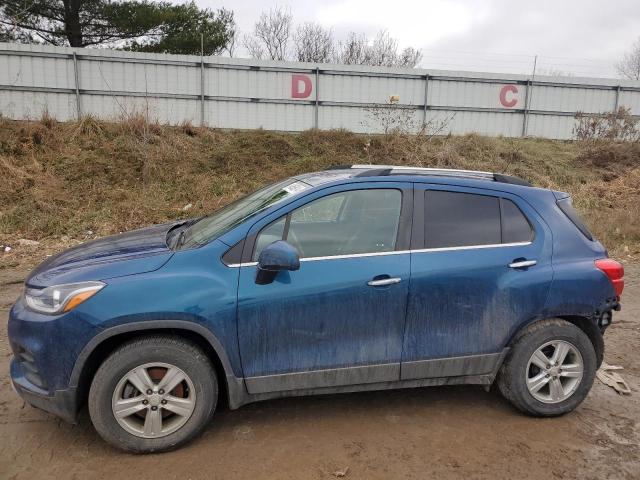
[88,335,218,453]
[497,318,597,416]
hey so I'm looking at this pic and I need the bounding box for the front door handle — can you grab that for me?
[367,277,402,286]
[509,260,537,269]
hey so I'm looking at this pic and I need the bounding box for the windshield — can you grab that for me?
[175,178,310,249]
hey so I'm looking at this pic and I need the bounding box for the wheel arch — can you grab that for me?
[557,315,604,368]
[70,320,246,413]
[508,316,604,368]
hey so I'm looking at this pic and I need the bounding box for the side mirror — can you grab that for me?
[255,240,300,285]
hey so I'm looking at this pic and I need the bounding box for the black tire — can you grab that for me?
[88,335,218,453]
[497,319,597,417]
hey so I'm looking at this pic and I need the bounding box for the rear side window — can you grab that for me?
[425,191,501,248]
[557,197,594,241]
[424,191,534,248]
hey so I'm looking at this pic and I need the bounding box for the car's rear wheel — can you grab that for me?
[88,335,217,453]
[497,319,596,416]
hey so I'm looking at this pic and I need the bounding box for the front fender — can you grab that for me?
[69,319,247,409]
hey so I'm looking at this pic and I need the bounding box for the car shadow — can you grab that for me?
[206,384,519,434]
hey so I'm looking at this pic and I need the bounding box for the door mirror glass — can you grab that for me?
[256,240,300,284]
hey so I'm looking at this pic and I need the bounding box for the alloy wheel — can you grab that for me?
[111,362,196,438]
[526,340,584,404]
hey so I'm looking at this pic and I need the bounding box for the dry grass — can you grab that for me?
[0,116,638,261]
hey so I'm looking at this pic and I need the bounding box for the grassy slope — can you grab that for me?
[1,116,639,261]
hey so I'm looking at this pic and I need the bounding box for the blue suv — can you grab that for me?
[9,165,624,452]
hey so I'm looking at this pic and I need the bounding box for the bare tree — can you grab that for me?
[293,22,334,63]
[335,30,422,68]
[616,37,640,80]
[243,33,264,59]
[335,32,369,65]
[241,13,421,67]
[368,30,399,66]
[250,6,292,60]
[398,47,423,68]
[225,21,239,57]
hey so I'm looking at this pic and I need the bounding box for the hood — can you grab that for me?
[27,221,182,287]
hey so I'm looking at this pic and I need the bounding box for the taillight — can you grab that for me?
[595,259,624,297]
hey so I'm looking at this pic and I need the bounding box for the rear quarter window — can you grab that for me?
[557,197,594,241]
[501,198,534,243]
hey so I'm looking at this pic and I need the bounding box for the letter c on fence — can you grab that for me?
[291,74,312,99]
[499,85,518,108]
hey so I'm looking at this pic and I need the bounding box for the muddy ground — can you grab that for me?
[0,261,638,480]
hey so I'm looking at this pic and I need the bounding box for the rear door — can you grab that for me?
[237,182,413,394]
[401,184,553,380]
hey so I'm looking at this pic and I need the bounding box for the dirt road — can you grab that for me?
[1,263,638,480]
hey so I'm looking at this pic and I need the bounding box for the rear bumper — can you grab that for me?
[10,359,79,423]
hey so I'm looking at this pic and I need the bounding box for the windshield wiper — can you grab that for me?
[169,217,204,250]
[175,228,188,249]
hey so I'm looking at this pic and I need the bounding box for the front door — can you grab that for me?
[401,185,553,380]
[237,183,412,394]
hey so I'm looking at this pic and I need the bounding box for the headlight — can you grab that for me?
[24,281,105,315]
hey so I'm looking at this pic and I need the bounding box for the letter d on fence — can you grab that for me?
[291,74,312,99]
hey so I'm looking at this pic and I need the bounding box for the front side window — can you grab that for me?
[253,189,402,260]
[424,191,533,249]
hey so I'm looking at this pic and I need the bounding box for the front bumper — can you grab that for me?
[8,298,100,423]
[10,359,79,423]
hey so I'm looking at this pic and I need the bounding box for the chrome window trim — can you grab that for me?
[301,250,408,262]
[411,241,531,254]
[227,261,259,268]
[226,241,531,267]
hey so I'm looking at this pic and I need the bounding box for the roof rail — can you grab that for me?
[347,165,532,186]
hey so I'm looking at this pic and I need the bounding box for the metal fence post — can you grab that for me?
[522,55,537,137]
[314,67,320,129]
[423,74,430,127]
[200,34,206,127]
[72,52,81,120]
[522,80,531,137]
[200,59,206,126]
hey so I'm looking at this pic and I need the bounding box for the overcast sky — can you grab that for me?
[197,0,640,78]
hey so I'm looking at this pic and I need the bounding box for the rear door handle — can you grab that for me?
[509,260,537,269]
[367,277,402,286]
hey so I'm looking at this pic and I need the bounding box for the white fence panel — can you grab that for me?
[619,90,640,115]
[208,101,314,131]
[0,90,77,121]
[530,85,616,113]
[319,73,424,105]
